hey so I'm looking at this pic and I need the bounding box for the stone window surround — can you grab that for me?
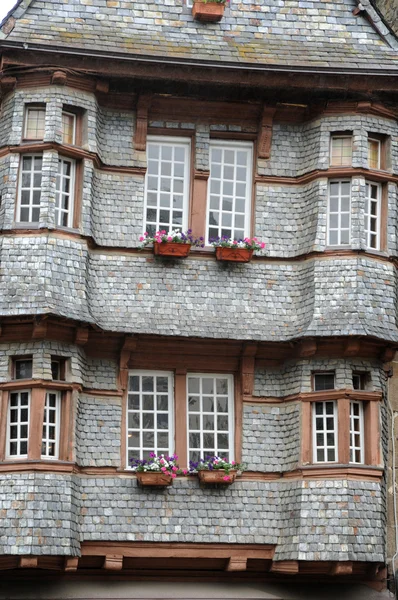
[0,380,73,463]
[301,389,381,467]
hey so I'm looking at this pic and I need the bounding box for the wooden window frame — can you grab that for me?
[123,369,239,470]
[6,389,30,459]
[51,357,68,381]
[301,391,381,467]
[0,382,73,463]
[41,390,61,460]
[144,136,191,237]
[329,133,353,168]
[23,104,46,142]
[327,179,351,247]
[56,156,76,229]
[62,105,83,147]
[16,154,43,224]
[364,180,387,252]
[312,400,338,464]
[206,140,253,245]
[11,356,33,380]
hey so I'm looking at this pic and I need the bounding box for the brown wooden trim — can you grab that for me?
[81,541,275,561]
[337,398,350,465]
[28,387,46,460]
[209,131,257,141]
[3,143,146,176]
[0,379,79,391]
[135,94,152,152]
[148,127,196,138]
[103,554,124,571]
[0,391,8,461]
[380,182,388,253]
[190,170,208,240]
[258,106,276,160]
[234,373,243,465]
[174,370,188,468]
[364,400,381,466]
[73,159,83,229]
[247,389,383,404]
[301,401,312,465]
[330,562,353,576]
[255,167,398,186]
[82,387,123,397]
[19,557,38,569]
[270,560,299,574]
[59,390,72,462]
[64,557,79,572]
[121,386,127,470]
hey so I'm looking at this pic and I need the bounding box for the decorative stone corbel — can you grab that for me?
[135,94,152,152]
[258,106,276,160]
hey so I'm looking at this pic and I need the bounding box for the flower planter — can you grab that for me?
[215,247,253,263]
[192,1,225,23]
[154,242,191,258]
[198,470,237,485]
[136,472,173,487]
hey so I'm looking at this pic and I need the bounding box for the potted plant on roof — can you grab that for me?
[189,455,245,486]
[131,453,179,487]
[139,229,204,258]
[192,0,228,23]
[210,236,266,263]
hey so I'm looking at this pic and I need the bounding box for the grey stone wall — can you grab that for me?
[254,358,386,397]
[0,473,384,562]
[75,395,121,467]
[242,402,300,472]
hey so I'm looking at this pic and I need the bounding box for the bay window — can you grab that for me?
[144,137,190,236]
[206,141,252,243]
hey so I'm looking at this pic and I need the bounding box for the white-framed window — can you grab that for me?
[55,157,75,228]
[207,141,253,243]
[365,181,381,250]
[126,370,174,465]
[327,179,351,246]
[144,137,190,236]
[368,137,381,170]
[187,373,234,464]
[7,390,30,458]
[41,391,61,459]
[330,135,352,167]
[349,401,364,464]
[312,401,338,463]
[24,106,45,140]
[62,111,76,145]
[17,154,43,223]
[313,372,335,392]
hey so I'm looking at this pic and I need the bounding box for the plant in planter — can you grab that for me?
[210,236,266,263]
[192,0,228,23]
[139,229,204,258]
[131,452,180,487]
[189,455,246,486]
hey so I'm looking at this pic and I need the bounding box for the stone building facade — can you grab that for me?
[0,0,397,598]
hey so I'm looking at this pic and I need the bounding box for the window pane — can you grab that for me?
[41,391,60,459]
[187,374,233,462]
[55,158,74,228]
[349,401,364,464]
[364,181,380,250]
[62,112,76,145]
[7,391,30,458]
[368,139,380,170]
[127,372,173,463]
[25,108,45,139]
[312,401,337,464]
[330,136,352,166]
[19,155,43,223]
[328,180,351,246]
[14,359,32,380]
[207,143,252,242]
[144,139,189,234]
[314,373,335,391]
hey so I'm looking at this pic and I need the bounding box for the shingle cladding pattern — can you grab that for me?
[0,474,384,562]
[2,0,398,69]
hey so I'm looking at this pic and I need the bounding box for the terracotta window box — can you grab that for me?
[198,470,237,485]
[192,1,225,23]
[136,472,173,487]
[215,247,253,263]
[154,242,191,258]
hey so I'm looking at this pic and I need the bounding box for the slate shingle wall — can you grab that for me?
[0,474,384,562]
[75,395,121,467]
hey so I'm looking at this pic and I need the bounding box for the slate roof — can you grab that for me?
[1,0,398,72]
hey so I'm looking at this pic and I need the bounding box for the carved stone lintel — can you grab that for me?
[75,327,89,346]
[103,554,123,571]
[135,94,152,151]
[226,557,247,571]
[51,71,67,86]
[258,106,276,160]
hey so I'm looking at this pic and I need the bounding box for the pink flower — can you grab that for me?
[161,466,167,472]
[171,473,177,478]
[231,461,236,465]
[167,236,173,242]
[182,469,188,475]
[144,232,148,236]
[139,236,145,242]
[172,466,178,472]
[260,242,266,248]
[223,476,231,482]
[233,240,238,245]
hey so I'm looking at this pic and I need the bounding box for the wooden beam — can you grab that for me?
[330,561,353,575]
[135,94,152,151]
[270,560,299,574]
[96,80,109,94]
[258,106,276,159]
[344,339,361,356]
[103,554,123,571]
[32,317,48,339]
[19,557,38,569]
[298,339,317,357]
[75,327,89,346]
[64,557,79,572]
[226,557,247,571]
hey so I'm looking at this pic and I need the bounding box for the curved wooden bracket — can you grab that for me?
[135,94,152,151]
[258,106,276,160]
